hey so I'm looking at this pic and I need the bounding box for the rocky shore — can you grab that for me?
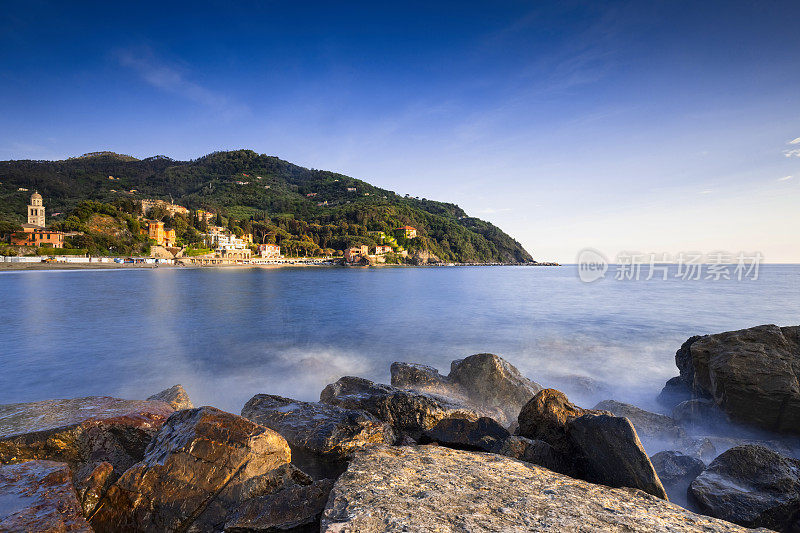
[1,324,798,532]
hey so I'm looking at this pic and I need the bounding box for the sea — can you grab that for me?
[1,264,797,419]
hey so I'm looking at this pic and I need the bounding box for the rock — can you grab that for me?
[147,384,193,410]
[391,353,542,427]
[320,445,753,532]
[0,460,92,532]
[650,451,705,509]
[90,406,292,532]
[567,413,668,499]
[690,444,800,530]
[657,376,694,409]
[496,436,567,473]
[676,324,800,433]
[0,396,174,480]
[320,376,481,439]
[420,416,509,452]
[593,399,686,450]
[241,394,395,478]
[672,399,730,431]
[225,478,334,533]
[74,460,114,517]
[516,388,600,453]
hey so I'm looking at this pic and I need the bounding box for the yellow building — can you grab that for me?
[147,221,177,247]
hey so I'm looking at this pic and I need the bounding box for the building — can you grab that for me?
[196,210,215,223]
[146,221,176,247]
[11,192,64,248]
[396,225,417,239]
[27,191,45,227]
[374,245,392,255]
[344,245,369,263]
[141,199,189,217]
[257,243,281,258]
[346,187,357,192]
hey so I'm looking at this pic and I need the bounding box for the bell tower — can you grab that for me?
[27,191,45,227]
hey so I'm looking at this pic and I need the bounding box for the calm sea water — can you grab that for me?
[1,265,797,416]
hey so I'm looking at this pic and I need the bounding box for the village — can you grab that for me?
[2,192,418,267]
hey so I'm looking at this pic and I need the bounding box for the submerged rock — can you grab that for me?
[390,353,542,427]
[241,394,394,478]
[594,399,686,449]
[320,376,480,439]
[650,451,705,509]
[0,460,92,532]
[657,376,694,409]
[421,416,509,452]
[672,398,730,431]
[675,324,800,434]
[90,406,292,532]
[147,384,193,410]
[689,444,800,531]
[320,445,752,532]
[0,396,173,480]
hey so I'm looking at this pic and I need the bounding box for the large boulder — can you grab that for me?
[495,436,567,473]
[90,406,292,532]
[0,460,92,532]
[421,416,509,452]
[391,353,542,427]
[240,394,395,478]
[689,444,800,531]
[0,396,174,479]
[320,445,753,532]
[147,384,193,410]
[650,451,705,509]
[657,376,694,409]
[516,388,600,453]
[568,414,668,499]
[675,324,800,433]
[594,399,686,450]
[320,376,481,439]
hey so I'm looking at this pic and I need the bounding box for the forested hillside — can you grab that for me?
[0,150,533,263]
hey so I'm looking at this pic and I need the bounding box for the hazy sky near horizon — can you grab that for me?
[1,1,799,262]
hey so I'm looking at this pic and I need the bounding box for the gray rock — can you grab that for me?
[320,445,754,532]
[147,384,193,410]
[676,324,800,434]
[594,399,686,450]
[421,416,509,452]
[320,376,481,439]
[0,396,174,481]
[657,376,694,409]
[650,451,705,509]
[225,478,334,533]
[241,394,395,478]
[496,435,567,473]
[690,444,800,530]
[672,399,730,431]
[391,353,542,427]
[90,406,292,532]
[0,460,92,532]
[568,413,668,499]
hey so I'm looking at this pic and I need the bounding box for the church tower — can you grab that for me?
[27,191,45,227]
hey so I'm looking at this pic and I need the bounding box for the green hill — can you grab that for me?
[0,150,534,263]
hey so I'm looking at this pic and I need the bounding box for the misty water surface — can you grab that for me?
[1,265,798,415]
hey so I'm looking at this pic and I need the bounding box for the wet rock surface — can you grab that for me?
[0,396,174,480]
[0,460,92,532]
[240,394,395,478]
[674,324,800,434]
[650,451,705,509]
[320,445,752,532]
[390,353,542,427]
[74,460,114,517]
[320,376,481,439]
[420,416,509,452]
[594,399,686,449]
[90,406,292,532]
[147,384,193,410]
[690,444,800,531]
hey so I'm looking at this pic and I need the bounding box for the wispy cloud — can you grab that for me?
[114,47,248,119]
[778,175,793,181]
[789,137,800,145]
[784,148,800,158]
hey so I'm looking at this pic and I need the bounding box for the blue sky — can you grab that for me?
[2,1,799,261]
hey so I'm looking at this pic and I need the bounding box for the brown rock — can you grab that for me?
[147,384,193,410]
[421,416,509,452]
[90,406,292,532]
[496,436,567,473]
[225,478,334,532]
[516,388,599,452]
[74,460,114,517]
[0,460,92,532]
[320,445,753,532]
[241,394,394,478]
[0,396,174,479]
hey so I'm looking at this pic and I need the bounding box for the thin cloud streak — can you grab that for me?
[778,175,793,181]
